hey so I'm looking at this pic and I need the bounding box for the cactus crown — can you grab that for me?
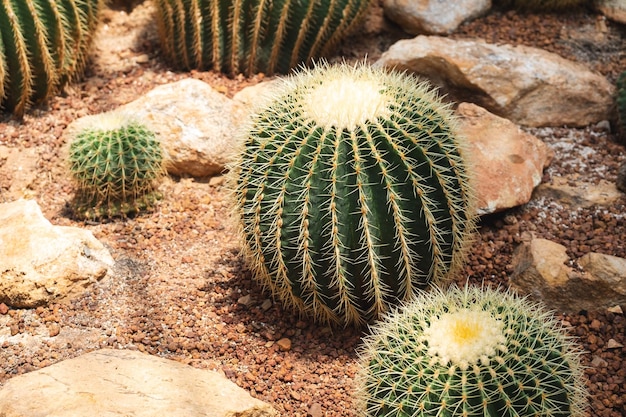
[356,285,588,417]
[153,0,372,77]
[67,112,166,219]
[0,0,102,117]
[230,62,476,326]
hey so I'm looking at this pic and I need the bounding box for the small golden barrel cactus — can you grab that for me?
[67,113,166,219]
[230,63,476,326]
[356,285,588,417]
[0,0,103,117]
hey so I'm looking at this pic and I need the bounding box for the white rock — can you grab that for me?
[0,200,114,308]
[0,349,278,417]
[457,103,553,214]
[383,0,491,34]
[510,237,626,313]
[375,36,615,127]
[117,78,238,177]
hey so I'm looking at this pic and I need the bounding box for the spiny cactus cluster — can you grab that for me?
[67,113,166,219]
[494,0,588,10]
[616,71,626,142]
[0,0,103,117]
[153,0,372,77]
[230,62,476,327]
[356,284,589,417]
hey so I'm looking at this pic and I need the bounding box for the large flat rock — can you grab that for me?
[0,349,277,417]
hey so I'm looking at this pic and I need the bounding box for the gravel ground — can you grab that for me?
[0,2,625,416]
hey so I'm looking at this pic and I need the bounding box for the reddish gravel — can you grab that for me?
[0,2,625,417]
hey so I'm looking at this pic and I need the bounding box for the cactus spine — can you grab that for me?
[67,113,166,219]
[231,63,476,326]
[356,285,588,417]
[153,0,372,77]
[0,0,103,117]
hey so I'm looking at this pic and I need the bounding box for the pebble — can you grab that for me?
[276,338,292,352]
[0,303,8,315]
[607,339,624,349]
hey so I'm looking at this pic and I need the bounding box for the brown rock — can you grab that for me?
[457,103,553,214]
[375,36,614,127]
[510,238,626,313]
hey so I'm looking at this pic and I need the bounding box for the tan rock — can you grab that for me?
[375,36,614,127]
[383,0,491,34]
[117,78,238,177]
[0,349,278,417]
[533,176,623,208]
[0,200,114,308]
[510,238,626,313]
[457,103,553,214]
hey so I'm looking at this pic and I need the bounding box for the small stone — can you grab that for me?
[48,324,61,337]
[181,256,194,263]
[590,319,602,331]
[607,305,624,314]
[237,294,253,307]
[290,390,301,400]
[308,402,323,417]
[261,299,272,311]
[209,176,225,187]
[0,303,8,314]
[607,339,624,349]
[591,355,608,367]
[276,338,292,352]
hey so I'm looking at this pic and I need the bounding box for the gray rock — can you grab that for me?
[0,199,114,308]
[375,36,614,127]
[510,237,626,313]
[0,349,278,417]
[383,0,491,35]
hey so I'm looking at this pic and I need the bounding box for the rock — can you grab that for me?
[510,238,626,313]
[276,338,292,352]
[595,0,626,24]
[232,79,283,123]
[457,103,553,214]
[383,0,491,35]
[533,176,623,208]
[116,78,238,177]
[0,349,278,417]
[607,339,624,348]
[0,199,114,308]
[374,36,614,127]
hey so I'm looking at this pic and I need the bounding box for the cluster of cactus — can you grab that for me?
[356,284,589,417]
[67,113,166,219]
[0,0,103,117]
[153,0,372,77]
[230,62,476,327]
[615,71,626,142]
[493,0,588,10]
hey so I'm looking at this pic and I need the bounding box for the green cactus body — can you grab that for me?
[153,0,372,77]
[67,113,166,219]
[0,0,102,117]
[231,63,476,326]
[356,285,588,417]
[616,71,626,141]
